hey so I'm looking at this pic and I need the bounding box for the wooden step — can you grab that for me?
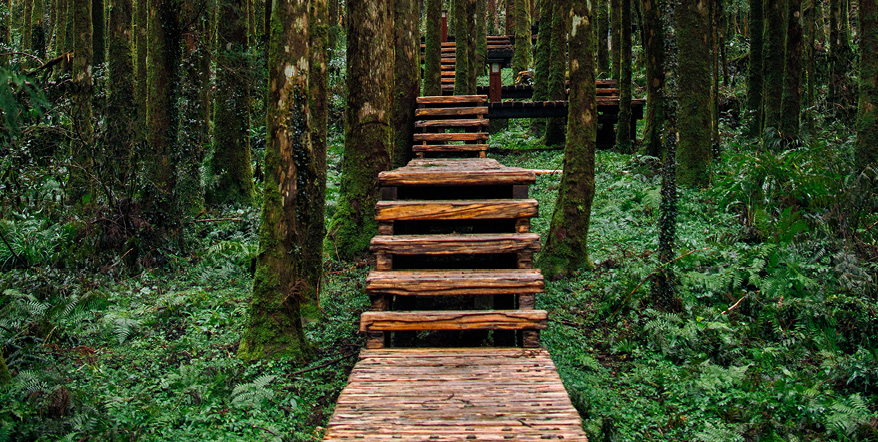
[415,107,487,118]
[440,78,455,84]
[413,133,488,143]
[379,158,536,186]
[417,95,488,105]
[412,144,489,153]
[366,269,544,296]
[370,233,540,255]
[440,71,456,77]
[414,119,489,129]
[360,310,548,331]
[375,199,537,221]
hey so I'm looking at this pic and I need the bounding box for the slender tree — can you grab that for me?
[857,0,878,170]
[532,0,552,134]
[803,0,816,134]
[476,0,486,75]
[616,0,632,151]
[829,0,852,116]
[393,0,420,168]
[52,0,68,56]
[544,0,567,146]
[610,0,621,79]
[512,0,531,72]
[781,0,803,140]
[92,0,104,65]
[208,0,254,205]
[69,0,94,202]
[539,0,596,278]
[597,0,610,76]
[1,0,9,65]
[453,0,471,94]
[327,0,393,257]
[763,0,786,133]
[424,0,442,95]
[30,0,45,59]
[23,0,32,53]
[747,0,764,136]
[106,0,135,198]
[135,0,147,122]
[676,0,711,186]
[640,0,664,156]
[239,0,312,362]
[465,0,478,88]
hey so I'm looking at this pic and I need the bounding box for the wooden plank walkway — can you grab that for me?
[323,348,588,441]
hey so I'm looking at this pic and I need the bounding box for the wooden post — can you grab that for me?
[489,61,503,102]
[441,9,448,43]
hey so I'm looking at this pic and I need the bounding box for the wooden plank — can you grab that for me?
[360,310,548,331]
[365,269,544,296]
[414,119,489,128]
[414,107,487,118]
[413,132,488,142]
[374,199,538,221]
[379,159,536,186]
[369,233,541,255]
[416,95,488,105]
[411,144,489,152]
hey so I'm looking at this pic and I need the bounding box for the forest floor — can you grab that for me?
[2,119,877,441]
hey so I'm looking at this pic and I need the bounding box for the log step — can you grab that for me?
[411,144,489,153]
[417,95,488,105]
[413,132,488,143]
[370,233,541,255]
[375,199,538,221]
[414,119,489,129]
[415,107,488,118]
[366,269,544,296]
[360,310,548,331]
[440,78,455,84]
[379,158,536,186]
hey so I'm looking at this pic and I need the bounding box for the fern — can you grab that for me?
[231,375,276,409]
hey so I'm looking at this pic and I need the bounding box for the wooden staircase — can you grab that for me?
[412,95,491,158]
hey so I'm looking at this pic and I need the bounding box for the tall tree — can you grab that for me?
[676,0,711,186]
[475,0,486,75]
[544,0,567,146]
[30,0,45,59]
[453,0,471,94]
[511,0,531,72]
[829,0,852,116]
[465,0,478,88]
[135,0,147,122]
[327,0,393,258]
[781,0,803,140]
[763,0,786,133]
[52,0,68,56]
[69,0,94,202]
[92,0,104,65]
[615,0,632,151]
[597,0,610,76]
[424,0,442,95]
[532,0,552,135]
[208,0,254,205]
[393,0,420,168]
[640,0,664,156]
[1,0,10,65]
[238,0,312,362]
[539,0,596,278]
[106,0,135,199]
[857,0,878,170]
[610,0,621,79]
[803,0,816,134]
[23,0,32,53]
[747,0,764,136]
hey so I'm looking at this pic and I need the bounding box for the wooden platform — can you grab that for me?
[322,348,588,441]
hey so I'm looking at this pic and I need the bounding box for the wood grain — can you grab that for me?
[365,269,544,296]
[374,199,538,221]
[369,233,541,255]
[414,119,489,128]
[360,310,548,331]
[413,132,488,142]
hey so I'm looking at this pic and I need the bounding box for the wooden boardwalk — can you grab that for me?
[321,94,587,441]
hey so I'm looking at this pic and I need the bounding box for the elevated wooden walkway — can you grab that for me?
[322,95,587,441]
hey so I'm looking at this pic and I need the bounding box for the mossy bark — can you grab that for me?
[857,0,878,170]
[615,0,632,152]
[453,0,470,94]
[781,0,803,141]
[393,0,420,168]
[640,0,664,157]
[107,0,135,199]
[829,0,852,117]
[30,0,45,59]
[803,0,816,134]
[763,0,786,133]
[747,0,764,137]
[92,0,104,65]
[23,0,32,52]
[597,0,610,76]
[424,0,442,95]
[135,0,147,124]
[675,0,711,187]
[52,0,67,56]
[238,0,312,363]
[327,0,393,258]
[610,0,621,80]
[476,0,486,76]
[208,0,254,206]
[1,0,10,65]
[531,0,552,135]
[815,0,826,45]
[512,0,532,72]
[69,0,94,203]
[539,1,596,278]
[544,0,567,146]
[466,0,478,90]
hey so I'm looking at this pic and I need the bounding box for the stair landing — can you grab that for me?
[322,348,588,441]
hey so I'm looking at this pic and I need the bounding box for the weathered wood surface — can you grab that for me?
[415,106,488,118]
[366,269,545,296]
[416,95,488,105]
[374,199,538,221]
[414,119,489,128]
[360,310,548,331]
[322,348,588,441]
[379,158,536,186]
[369,233,541,255]
[411,143,490,153]
[413,132,488,142]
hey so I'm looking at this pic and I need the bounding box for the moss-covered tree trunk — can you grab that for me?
[424,0,442,95]
[30,0,45,59]
[512,0,532,72]
[539,0,596,278]
[803,0,816,134]
[453,0,470,94]
[676,0,711,187]
[52,0,67,56]
[135,0,147,123]
[781,0,803,141]
[641,0,664,157]
[327,0,393,258]
[615,0,632,151]
[815,0,826,45]
[92,0,104,65]
[393,0,420,168]
[829,0,852,117]
[69,0,94,203]
[465,0,478,89]
[857,0,878,170]
[476,0,486,76]
[610,0,621,80]
[531,0,551,135]
[544,0,567,146]
[208,0,254,206]
[747,0,764,137]
[107,0,135,199]
[1,0,10,65]
[597,0,610,76]
[23,0,32,53]
[238,0,312,363]
[763,0,786,133]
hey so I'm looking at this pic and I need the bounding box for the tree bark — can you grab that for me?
[747,0,764,137]
[610,0,621,80]
[23,0,32,53]
[803,0,816,134]
[135,0,147,124]
[641,0,664,157]
[475,0,486,76]
[512,0,532,72]
[597,0,610,76]
[615,0,632,151]
[424,0,442,95]
[1,0,10,65]
[327,0,393,258]
[676,0,711,186]
[829,0,852,117]
[52,0,67,56]
[857,0,878,170]
[238,0,312,363]
[69,0,94,203]
[31,0,45,59]
[92,0,104,65]
[781,0,803,140]
[393,0,420,168]
[763,0,786,132]
[539,0,596,278]
[531,0,551,134]
[544,0,567,146]
[107,0,135,199]
[453,0,471,94]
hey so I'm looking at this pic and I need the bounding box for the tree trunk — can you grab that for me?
[453,0,470,93]
[31,0,45,59]
[676,0,711,186]
[544,0,567,146]
[829,0,853,117]
[857,0,878,170]
[135,0,147,123]
[640,0,664,157]
[610,0,621,80]
[69,0,94,203]
[1,0,10,65]
[238,0,312,363]
[781,0,803,140]
[747,0,764,136]
[393,0,420,168]
[531,0,551,134]
[327,0,393,258]
[597,0,610,76]
[476,0,486,76]
[52,0,67,56]
[424,0,442,95]
[803,0,816,134]
[92,0,104,65]
[107,0,135,199]
[465,0,478,87]
[208,0,254,206]
[615,0,632,151]
[763,0,786,133]
[512,0,531,72]
[539,0,596,278]
[23,0,32,53]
